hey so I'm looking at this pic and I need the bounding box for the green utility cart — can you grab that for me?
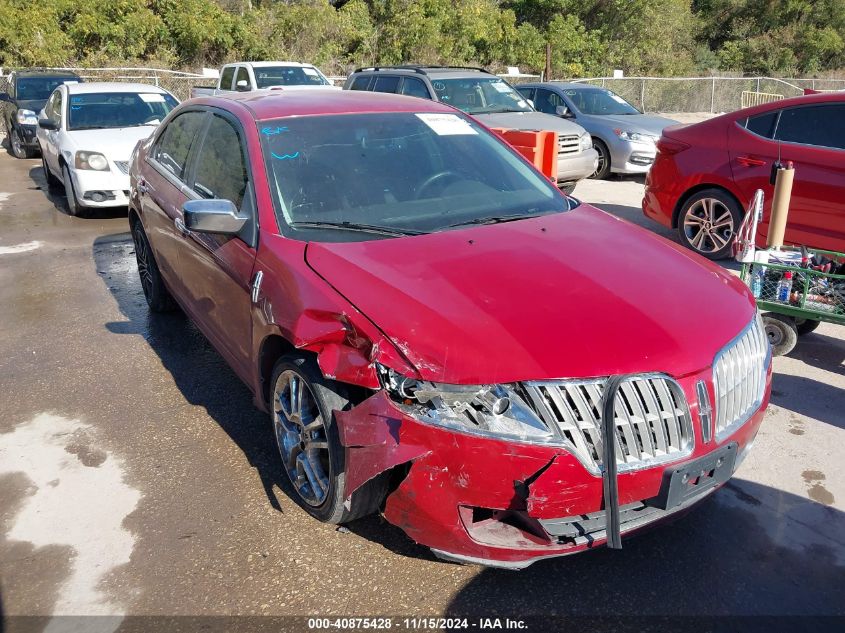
[740,246,845,356]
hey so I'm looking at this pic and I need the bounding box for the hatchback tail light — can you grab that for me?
[656,137,691,155]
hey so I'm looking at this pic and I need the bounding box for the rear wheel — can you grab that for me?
[677,189,741,260]
[590,138,611,179]
[131,218,177,312]
[271,356,385,523]
[763,313,798,356]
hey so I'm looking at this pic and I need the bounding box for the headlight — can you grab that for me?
[579,134,592,151]
[75,151,110,171]
[377,365,556,444]
[16,109,37,125]
[614,129,654,143]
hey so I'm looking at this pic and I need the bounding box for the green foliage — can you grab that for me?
[0,0,843,77]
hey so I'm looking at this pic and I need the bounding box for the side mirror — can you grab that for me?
[38,118,58,130]
[182,199,247,235]
[235,79,250,92]
[555,105,572,118]
[0,93,9,103]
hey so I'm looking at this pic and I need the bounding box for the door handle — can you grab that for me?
[736,155,767,167]
[251,270,264,304]
[174,217,188,235]
[137,179,149,195]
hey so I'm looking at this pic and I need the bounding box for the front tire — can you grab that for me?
[131,218,177,312]
[271,356,385,524]
[10,127,33,159]
[42,154,62,191]
[677,188,742,260]
[590,138,611,179]
[62,164,82,216]
[763,313,798,356]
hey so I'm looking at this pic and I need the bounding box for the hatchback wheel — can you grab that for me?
[678,189,741,260]
[62,164,82,216]
[590,138,611,179]
[131,219,177,312]
[271,356,385,523]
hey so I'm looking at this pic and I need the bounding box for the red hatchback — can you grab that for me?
[643,93,845,259]
[128,90,770,568]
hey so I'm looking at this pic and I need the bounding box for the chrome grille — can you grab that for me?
[713,316,770,440]
[522,375,693,473]
[558,134,580,156]
[114,161,130,175]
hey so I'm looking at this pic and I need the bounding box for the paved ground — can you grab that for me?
[0,142,843,630]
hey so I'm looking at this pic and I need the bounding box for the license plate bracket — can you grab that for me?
[654,442,738,510]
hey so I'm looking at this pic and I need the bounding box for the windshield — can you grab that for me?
[254,66,330,88]
[260,112,569,242]
[564,88,640,115]
[17,77,76,101]
[68,92,179,130]
[432,77,533,114]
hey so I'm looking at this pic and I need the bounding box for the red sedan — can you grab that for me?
[128,90,770,568]
[643,92,845,259]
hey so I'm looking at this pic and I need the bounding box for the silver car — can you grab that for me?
[516,82,679,179]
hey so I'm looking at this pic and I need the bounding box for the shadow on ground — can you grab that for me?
[444,479,845,617]
[27,166,127,220]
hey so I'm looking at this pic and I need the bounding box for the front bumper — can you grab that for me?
[17,123,40,149]
[556,148,598,184]
[337,363,771,568]
[70,167,131,208]
[608,137,657,174]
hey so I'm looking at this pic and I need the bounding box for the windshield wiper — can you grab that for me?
[289,221,424,237]
[443,212,543,230]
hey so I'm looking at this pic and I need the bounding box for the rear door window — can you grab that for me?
[372,76,400,94]
[775,104,845,150]
[152,111,206,180]
[744,111,778,139]
[533,88,563,115]
[400,77,430,99]
[516,86,535,102]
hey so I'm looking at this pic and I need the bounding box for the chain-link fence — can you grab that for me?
[567,76,845,113]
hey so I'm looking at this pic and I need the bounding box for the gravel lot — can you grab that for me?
[0,136,843,631]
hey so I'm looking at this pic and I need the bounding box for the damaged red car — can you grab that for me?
[128,90,772,568]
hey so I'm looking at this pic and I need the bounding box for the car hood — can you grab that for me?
[584,113,678,136]
[305,205,755,384]
[474,111,586,136]
[17,99,47,114]
[64,127,158,160]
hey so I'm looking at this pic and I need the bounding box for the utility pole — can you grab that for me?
[544,43,552,81]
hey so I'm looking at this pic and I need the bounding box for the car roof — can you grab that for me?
[352,66,493,80]
[230,61,317,68]
[15,70,80,79]
[65,82,169,95]
[193,89,460,121]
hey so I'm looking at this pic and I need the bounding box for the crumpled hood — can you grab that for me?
[305,205,755,384]
[474,111,586,136]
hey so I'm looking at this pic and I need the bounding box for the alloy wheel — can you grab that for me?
[273,370,331,507]
[682,198,735,255]
[132,225,154,301]
[11,131,24,158]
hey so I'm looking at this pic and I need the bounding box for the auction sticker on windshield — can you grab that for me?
[139,93,165,103]
[415,113,477,135]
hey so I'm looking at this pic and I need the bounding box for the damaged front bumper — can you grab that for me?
[335,365,771,569]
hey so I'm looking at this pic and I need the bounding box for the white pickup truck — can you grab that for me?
[191,61,339,98]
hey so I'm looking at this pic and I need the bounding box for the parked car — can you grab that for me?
[191,62,338,98]
[344,66,597,192]
[1,70,82,159]
[128,90,770,568]
[515,82,678,179]
[644,92,845,259]
[36,82,178,216]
